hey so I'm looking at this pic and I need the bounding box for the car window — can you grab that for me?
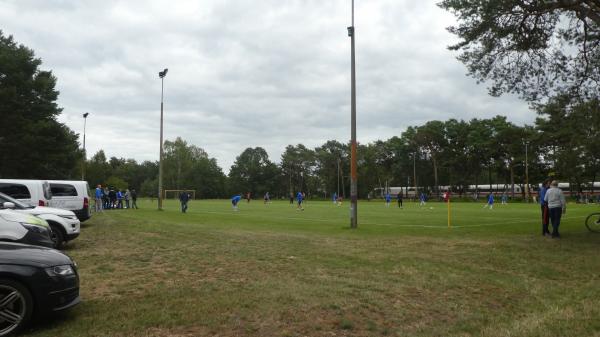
[50,183,78,197]
[43,181,53,199]
[0,183,31,199]
[0,192,31,209]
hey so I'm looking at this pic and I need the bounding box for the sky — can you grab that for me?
[0,0,535,172]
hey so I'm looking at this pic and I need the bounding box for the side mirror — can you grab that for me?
[3,202,15,209]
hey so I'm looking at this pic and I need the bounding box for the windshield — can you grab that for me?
[0,192,34,209]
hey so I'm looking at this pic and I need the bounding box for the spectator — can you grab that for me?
[179,191,190,213]
[544,180,566,239]
[130,189,138,209]
[125,189,131,209]
[95,184,103,212]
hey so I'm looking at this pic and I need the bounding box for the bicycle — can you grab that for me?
[584,212,600,233]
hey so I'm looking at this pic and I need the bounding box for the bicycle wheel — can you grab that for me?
[585,212,600,233]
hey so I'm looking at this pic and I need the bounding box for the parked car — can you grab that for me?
[0,209,54,248]
[0,192,80,249]
[47,180,91,222]
[0,241,80,336]
[0,179,52,207]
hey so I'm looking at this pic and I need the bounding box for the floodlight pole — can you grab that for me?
[525,141,530,202]
[158,68,168,211]
[348,0,358,229]
[81,112,89,181]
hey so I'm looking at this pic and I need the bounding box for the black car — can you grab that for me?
[0,242,80,336]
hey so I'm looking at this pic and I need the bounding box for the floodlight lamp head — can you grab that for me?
[347,26,354,37]
[83,112,89,118]
[159,68,168,78]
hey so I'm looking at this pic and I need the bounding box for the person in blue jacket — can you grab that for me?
[385,193,391,207]
[483,193,494,210]
[539,179,551,236]
[296,191,304,211]
[333,192,337,205]
[231,194,242,211]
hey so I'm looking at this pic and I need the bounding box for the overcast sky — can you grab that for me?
[1,0,534,172]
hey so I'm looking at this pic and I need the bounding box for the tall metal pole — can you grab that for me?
[158,69,168,210]
[348,0,358,229]
[81,113,88,181]
[337,157,340,197]
[525,141,530,202]
[413,152,417,196]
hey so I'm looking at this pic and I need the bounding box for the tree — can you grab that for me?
[0,31,82,178]
[229,147,279,196]
[439,0,600,102]
[414,121,447,197]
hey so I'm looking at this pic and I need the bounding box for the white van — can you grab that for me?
[0,179,52,207]
[47,180,91,222]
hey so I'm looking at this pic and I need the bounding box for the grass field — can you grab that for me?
[22,199,600,337]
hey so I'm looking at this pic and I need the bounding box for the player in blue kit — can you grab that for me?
[231,194,242,211]
[296,191,304,211]
[483,193,494,209]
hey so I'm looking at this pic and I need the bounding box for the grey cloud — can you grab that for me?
[2,0,533,172]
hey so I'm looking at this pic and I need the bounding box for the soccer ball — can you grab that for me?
[429,207,433,210]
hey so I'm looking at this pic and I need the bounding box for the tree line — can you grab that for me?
[83,99,600,199]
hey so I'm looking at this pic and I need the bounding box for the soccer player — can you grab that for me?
[333,192,337,205]
[296,191,304,211]
[501,193,508,205]
[231,194,242,211]
[419,192,426,206]
[263,192,270,204]
[483,193,494,209]
[385,193,391,207]
[397,192,403,208]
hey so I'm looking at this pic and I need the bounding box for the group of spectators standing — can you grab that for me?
[94,185,138,212]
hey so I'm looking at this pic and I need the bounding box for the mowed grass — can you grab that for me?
[23,199,600,337]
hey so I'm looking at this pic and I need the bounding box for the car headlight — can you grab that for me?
[46,265,75,277]
[21,223,49,234]
[59,215,77,220]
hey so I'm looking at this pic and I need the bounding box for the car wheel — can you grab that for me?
[49,225,64,249]
[0,279,33,337]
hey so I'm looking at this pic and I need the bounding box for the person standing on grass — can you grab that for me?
[385,192,391,207]
[333,192,337,205]
[130,189,138,209]
[501,193,508,205]
[296,191,304,211]
[419,192,426,206]
[289,192,294,205]
[116,190,123,209]
[246,192,251,203]
[483,193,494,209]
[539,179,551,236]
[94,184,103,212]
[124,189,131,209]
[397,192,403,208]
[179,191,190,213]
[263,192,270,204]
[231,194,242,211]
[544,180,566,238]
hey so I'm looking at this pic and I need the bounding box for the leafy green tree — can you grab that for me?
[0,31,81,178]
[229,147,280,196]
[163,137,226,198]
[439,0,600,101]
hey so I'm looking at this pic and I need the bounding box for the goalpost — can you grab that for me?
[164,190,196,200]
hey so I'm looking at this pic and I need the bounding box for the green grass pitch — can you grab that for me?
[22,199,600,337]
